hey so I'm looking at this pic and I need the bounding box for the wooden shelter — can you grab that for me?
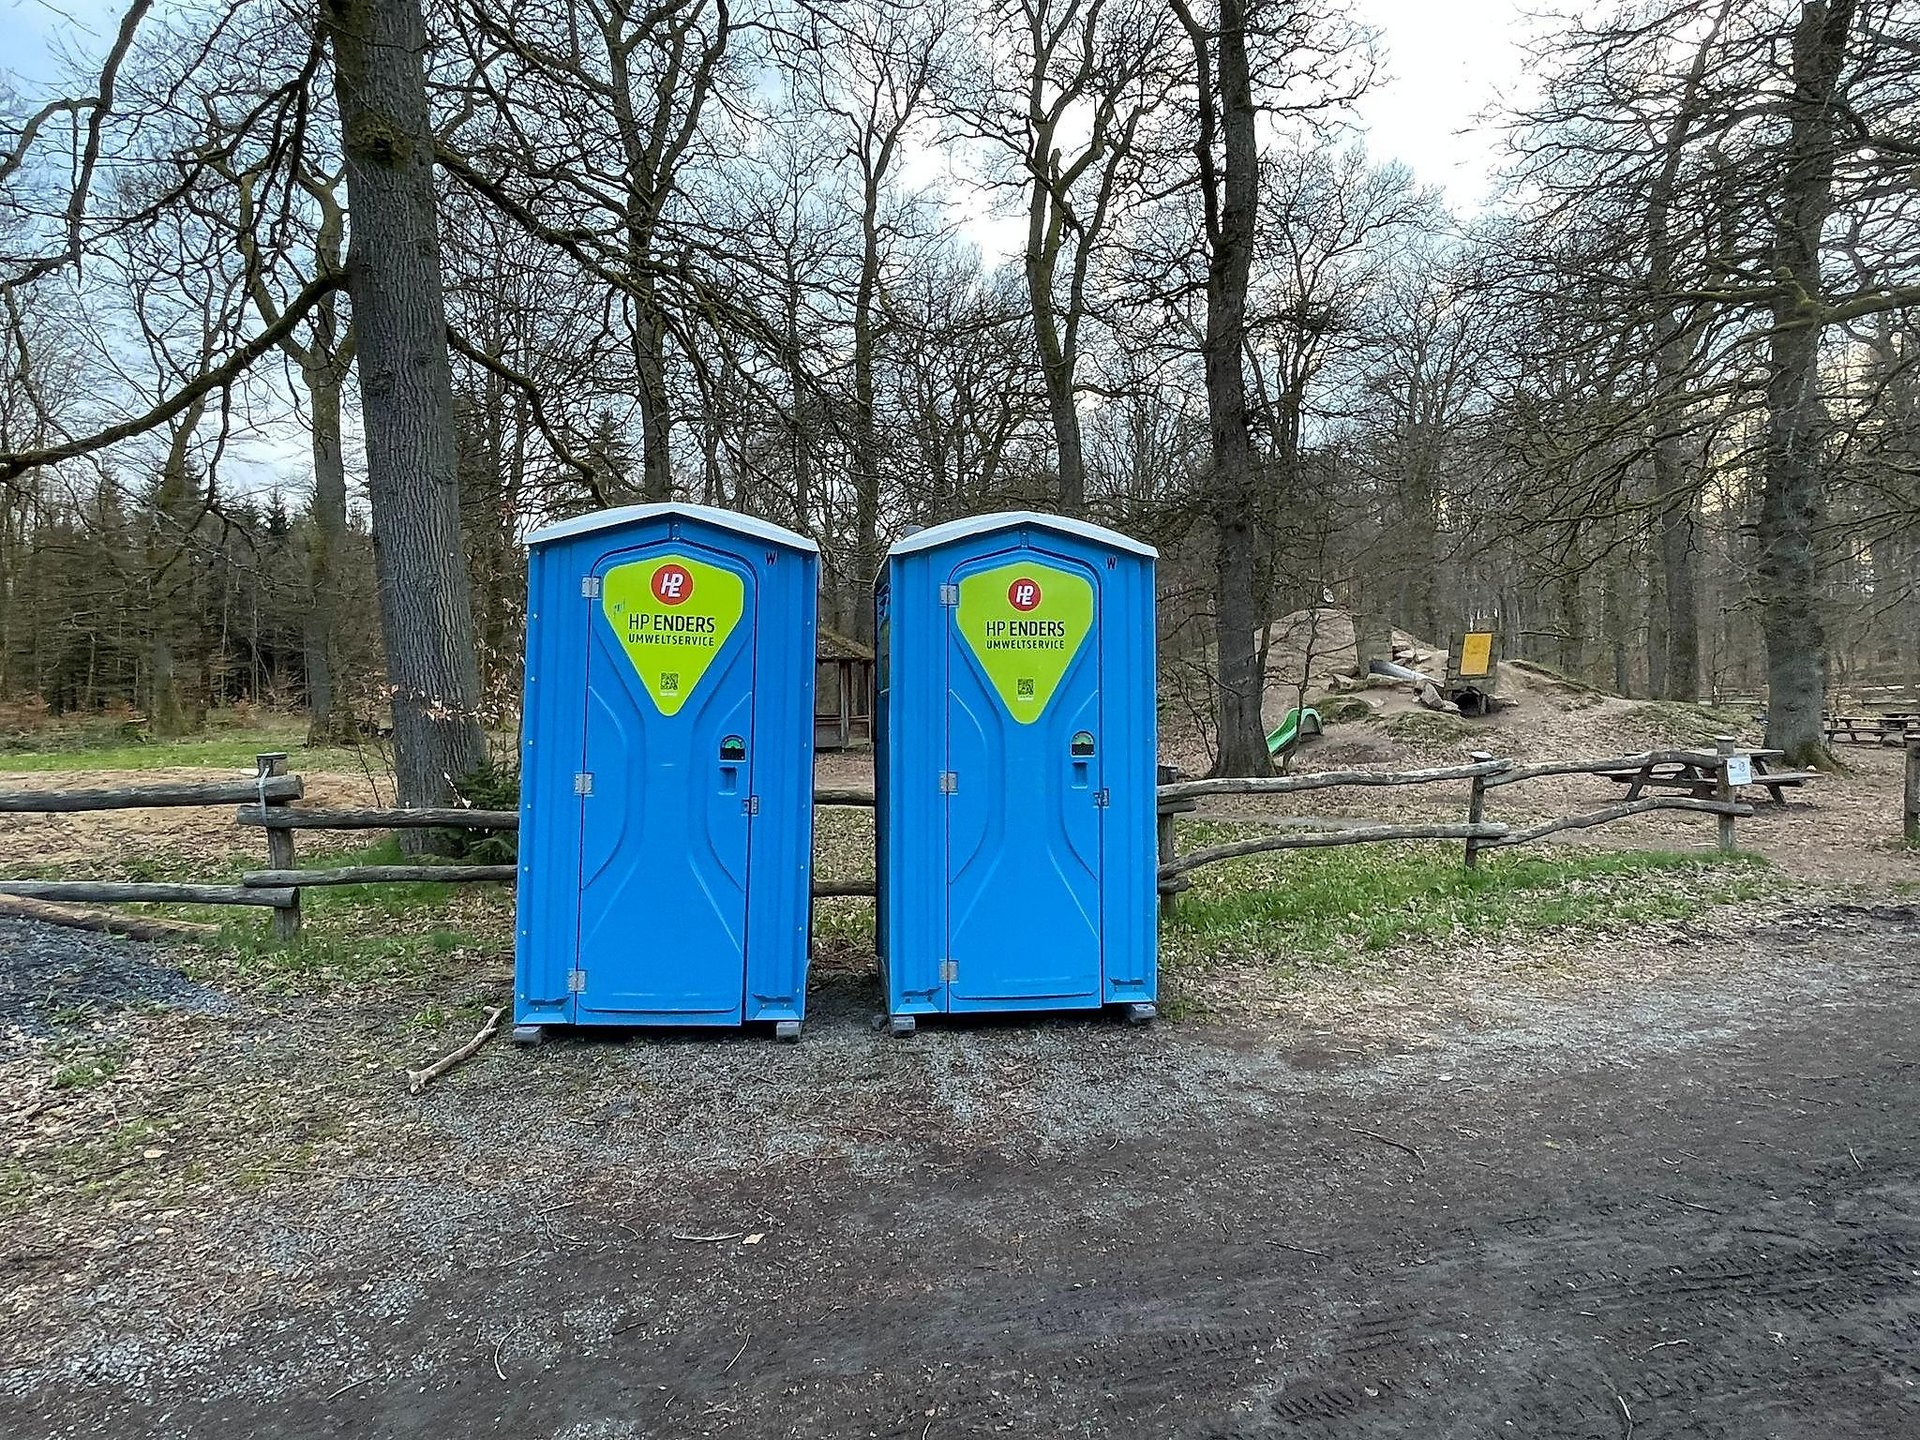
[815,629,874,750]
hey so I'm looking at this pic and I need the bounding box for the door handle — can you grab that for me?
[718,734,746,795]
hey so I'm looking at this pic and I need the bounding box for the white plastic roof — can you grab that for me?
[526,502,819,553]
[886,510,1156,560]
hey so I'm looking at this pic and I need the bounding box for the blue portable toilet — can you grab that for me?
[873,511,1157,1035]
[512,503,818,1041]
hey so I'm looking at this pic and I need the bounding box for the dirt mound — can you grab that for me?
[1305,666,1757,766]
[1248,608,1759,765]
[1158,607,1762,774]
[1255,609,1444,737]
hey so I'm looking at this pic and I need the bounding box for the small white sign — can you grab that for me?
[1725,755,1753,787]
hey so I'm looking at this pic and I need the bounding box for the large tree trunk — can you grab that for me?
[1652,438,1700,699]
[1758,0,1852,766]
[303,361,351,741]
[851,193,884,637]
[324,0,486,831]
[1641,1,1728,702]
[1190,0,1269,778]
[1026,258,1087,514]
[633,280,673,502]
[1644,528,1669,700]
[146,398,209,738]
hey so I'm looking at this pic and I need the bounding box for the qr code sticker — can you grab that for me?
[1017,678,1035,699]
[661,673,680,693]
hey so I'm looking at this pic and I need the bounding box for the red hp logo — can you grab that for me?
[1007,576,1043,612]
[652,563,694,605]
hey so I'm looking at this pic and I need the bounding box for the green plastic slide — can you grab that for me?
[1265,706,1322,757]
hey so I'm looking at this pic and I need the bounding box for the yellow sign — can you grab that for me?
[955,561,1094,723]
[601,554,744,716]
[1458,632,1494,678]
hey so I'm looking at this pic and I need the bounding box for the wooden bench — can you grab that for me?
[1597,749,1814,807]
[1825,714,1916,745]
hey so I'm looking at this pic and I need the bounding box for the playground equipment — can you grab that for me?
[1266,706,1323,758]
[511,504,818,1042]
[873,511,1158,1035]
[1446,631,1501,715]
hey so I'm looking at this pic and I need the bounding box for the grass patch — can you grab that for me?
[1313,694,1375,725]
[52,1053,124,1090]
[0,710,369,775]
[1164,834,1774,971]
[812,898,877,949]
[185,836,512,992]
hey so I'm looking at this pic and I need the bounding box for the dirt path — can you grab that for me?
[4,905,1918,1438]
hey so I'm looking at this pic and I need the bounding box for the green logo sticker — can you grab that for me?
[602,554,744,716]
[955,561,1093,723]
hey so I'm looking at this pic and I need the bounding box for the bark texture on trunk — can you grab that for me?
[303,361,351,739]
[1759,0,1852,765]
[1641,1,1729,702]
[851,177,885,632]
[147,398,209,737]
[1026,244,1087,513]
[1652,446,1699,699]
[632,285,674,502]
[324,0,487,826]
[1182,0,1269,777]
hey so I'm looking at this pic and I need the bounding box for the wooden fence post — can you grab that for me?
[1465,751,1492,869]
[1156,763,1178,919]
[1905,735,1919,844]
[1714,735,1738,855]
[256,752,300,939]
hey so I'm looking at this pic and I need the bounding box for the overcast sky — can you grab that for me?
[4,0,1537,213]
[1349,0,1534,212]
[1,0,1540,494]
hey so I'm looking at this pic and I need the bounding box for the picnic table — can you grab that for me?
[1597,748,1814,807]
[1824,713,1917,746]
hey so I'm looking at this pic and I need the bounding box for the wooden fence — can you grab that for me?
[1154,741,1770,914]
[1908,736,1920,845]
[0,755,305,936]
[0,737,1828,939]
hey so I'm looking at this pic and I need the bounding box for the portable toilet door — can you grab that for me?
[873,511,1157,1035]
[512,503,819,1041]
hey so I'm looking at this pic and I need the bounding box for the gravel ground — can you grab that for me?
[3,904,1918,1437]
[0,920,228,1039]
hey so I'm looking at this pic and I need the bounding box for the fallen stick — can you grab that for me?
[1343,1126,1427,1170]
[0,892,217,942]
[407,1005,507,1094]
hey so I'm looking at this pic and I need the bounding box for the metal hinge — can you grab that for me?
[939,771,958,794]
[744,795,760,816]
[940,959,958,983]
[1094,788,1111,808]
[573,772,594,796]
[568,969,587,993]
[939,582,958,606]
[580,575,601,598]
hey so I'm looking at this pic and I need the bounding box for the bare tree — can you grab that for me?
[323,0,486,820]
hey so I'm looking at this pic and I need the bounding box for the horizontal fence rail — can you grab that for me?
[1154,735,1796,913]
[235,804,519,831]
[242,865,518,888]
[0,879,297,908]
[0,775,302,813]
[1157,760,1511,806]
[0,737,1823,940]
